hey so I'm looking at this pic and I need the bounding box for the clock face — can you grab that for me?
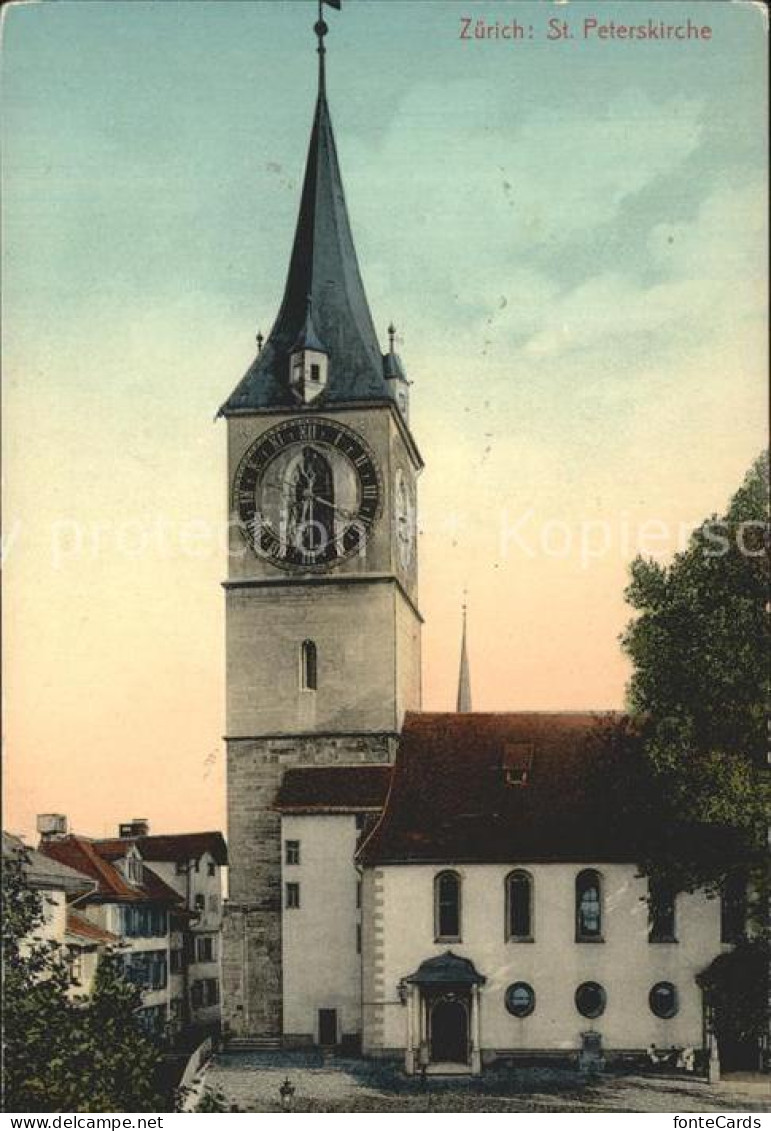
[233,418,382,570]
[394,468,415,570]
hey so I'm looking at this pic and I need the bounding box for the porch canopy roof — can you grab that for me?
[405,950,486,987]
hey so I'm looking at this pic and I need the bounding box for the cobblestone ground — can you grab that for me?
[203,1051,769,1113]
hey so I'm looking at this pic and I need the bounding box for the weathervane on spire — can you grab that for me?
[315,0,342,96]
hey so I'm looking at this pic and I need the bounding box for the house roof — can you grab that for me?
[274,764,393,814]
[38,836,184,906]
[2,832,94,895]
[65,909,119,945]
[357,712,634,866]
[93,832,228,866]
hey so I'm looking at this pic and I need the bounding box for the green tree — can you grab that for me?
[619,453,770,1064]
[2,851,165,1113]
[621,451,769,900]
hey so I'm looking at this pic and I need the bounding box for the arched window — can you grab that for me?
[300,640,317,691]
[505,870,533,941]
[576,869,603,941]
[434,871,461,941]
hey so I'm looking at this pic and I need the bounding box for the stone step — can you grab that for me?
[226,1037,283,1051]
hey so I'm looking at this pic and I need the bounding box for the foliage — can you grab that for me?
[620,451,770,903]
[2,850,165,1113]
[697,937,770,1047]
[195,1087,238,1112]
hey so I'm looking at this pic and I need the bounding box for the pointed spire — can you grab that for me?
[456,599,472,713]
[219,0,388,416]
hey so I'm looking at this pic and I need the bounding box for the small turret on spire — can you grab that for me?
[256,330,264,354]
[388,322,396,353]
[456,598,472,713]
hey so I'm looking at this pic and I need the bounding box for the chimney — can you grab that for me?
[119,818,149,838]
[37,814,68,841]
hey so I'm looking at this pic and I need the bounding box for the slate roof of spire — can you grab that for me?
[219,89,390,415]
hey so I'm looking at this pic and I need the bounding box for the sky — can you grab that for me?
[2,0,767,843]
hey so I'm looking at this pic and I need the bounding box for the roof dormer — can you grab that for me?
[123,845,144,886]
[290,300,329,405]
[502,743,534,787]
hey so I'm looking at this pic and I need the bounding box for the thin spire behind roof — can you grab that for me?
[456,601,472,713]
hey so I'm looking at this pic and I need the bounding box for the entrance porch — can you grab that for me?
[402,951,486,1076]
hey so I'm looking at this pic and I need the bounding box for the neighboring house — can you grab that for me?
[36,819,228,1041]
[3,829,94,947]
[38,824,184,1038]
[64,909,120,997]
[93,823,228,1039]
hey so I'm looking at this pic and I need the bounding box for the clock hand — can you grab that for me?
[306,494,358,522]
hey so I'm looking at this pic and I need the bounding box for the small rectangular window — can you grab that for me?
[207,861,216,877]
[195,935,216,963]
[286,882,300,910]
[356,880,362,909]
[194,893,205,912]
[310,363,321,383]
[285,840,301,866]
[356,923,362,954]
[175,860,187,875]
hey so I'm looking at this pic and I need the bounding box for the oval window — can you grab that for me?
[575,981,607,1019]
[649,981,678,1019]
[505,982,535,1018]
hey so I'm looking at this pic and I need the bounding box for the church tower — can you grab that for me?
[219,13,422,1039]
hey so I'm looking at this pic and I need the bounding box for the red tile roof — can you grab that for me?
[358,712,633,866]
[93,832,227,866]
[38,836,183,906]
[66,909,119,944]
[274,765,393,813]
